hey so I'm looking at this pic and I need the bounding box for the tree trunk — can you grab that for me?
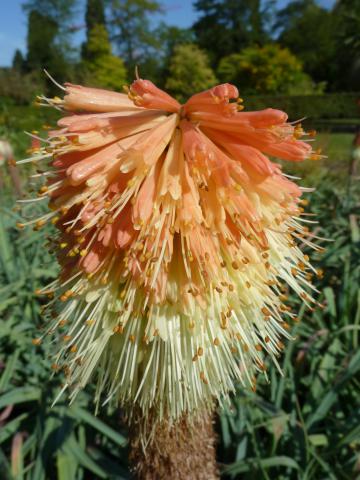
[128,409,219,480]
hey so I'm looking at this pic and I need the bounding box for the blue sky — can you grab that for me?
[0,0,334,67]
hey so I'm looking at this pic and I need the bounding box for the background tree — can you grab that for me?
[193,0,273,66]
[153,24,194,87]
[331,0,360,90]
[106,0,162,77]
[218,44,321,95]
[276,0,337,88]
[81,24,127,90]
[12,49,26,73]
[86,0,106,31]
[23,0,78,91]
[26,10,59,71]
[82,0,107,60]
[25,9,70,89]
[165,43,217,102]
[22,0,78,48]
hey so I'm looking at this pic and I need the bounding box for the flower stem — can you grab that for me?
[129,409,219,480]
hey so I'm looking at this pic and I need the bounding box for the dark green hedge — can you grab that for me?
[245,93,360,122]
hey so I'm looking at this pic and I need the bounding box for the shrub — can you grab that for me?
[165,44,217,102]
[81,24,127,91]
[243,93,360,122]
[0,69,45,105]
[218,44,322,95]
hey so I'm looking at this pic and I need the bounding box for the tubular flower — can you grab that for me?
[22,80,323,421]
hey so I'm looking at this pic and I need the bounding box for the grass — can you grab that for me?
[283,132,354,186]
[0,104,359,479]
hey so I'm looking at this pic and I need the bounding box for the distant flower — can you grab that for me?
[22,79,322,421]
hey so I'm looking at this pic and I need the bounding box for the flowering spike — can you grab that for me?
[22,79,320,422]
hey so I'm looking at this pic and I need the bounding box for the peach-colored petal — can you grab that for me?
[130,79,181,113]
[185,83,238,108]
[132,164,160,224]
[262,138,312,161]
[236,109,288,127]
[158,130,183,200]
[63,83,141,112]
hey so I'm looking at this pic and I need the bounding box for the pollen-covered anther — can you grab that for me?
[231,260,239,270]
[316,269,324,278]
[113,325,124,334]
[310,148,323,161]
[291,267,298,276]
[33,220,46,231]
[199,372,208,384]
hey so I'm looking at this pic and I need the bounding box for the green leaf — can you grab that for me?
[0,446,12,480]
[309,434,329,447]
[349,214,360,243]
[0,350,20,392]
[69,406,127,447]
[224,455,301,474]
[338,424,360,447]
[306,350,360,428]
[0,413,28,444]
[0,387,40,410]
[57,450,78,480]
[220,414,231,449]
[62,435,108,479]
[11,432,24,480]
[323,287,336,317]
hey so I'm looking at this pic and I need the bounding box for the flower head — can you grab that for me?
[25,79,322,421]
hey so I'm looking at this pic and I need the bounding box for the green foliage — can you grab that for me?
[193,0,272,66]
[218,44,321,95]
[165,44,217,102]
[85,0,106,32]
[219,176,360,479]
[153,24,194,87]
[23,0,78,59]
[276,0,337,87]
[244,93,360,122]
[0,198,130,479]
[26,10,59,71]
[81,24,127,91]
[0,69,44,106]
[2,0,356,102]
[331,0,360,91]
[106,0,162,76]
[11,50,25,73]
[25,10,71,91]
[22,0,78,24]
[276,0,360,92]
[82,0,107,61]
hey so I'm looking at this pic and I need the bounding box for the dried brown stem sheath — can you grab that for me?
[129,409,219,480]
